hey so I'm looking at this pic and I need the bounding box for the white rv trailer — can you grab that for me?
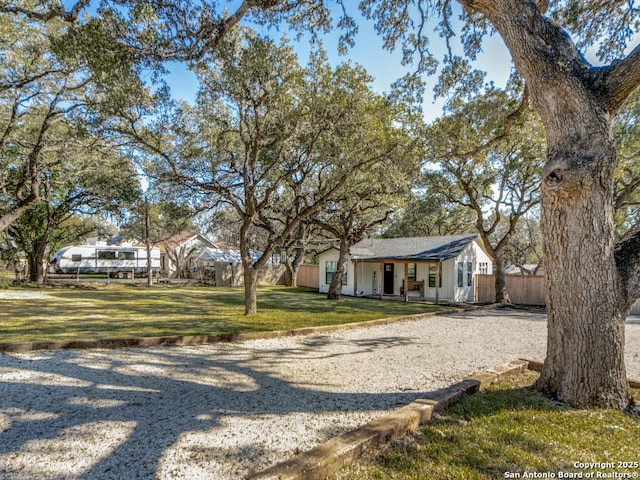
[51,241,161,278]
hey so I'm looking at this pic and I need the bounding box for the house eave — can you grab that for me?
[353,256,446,263]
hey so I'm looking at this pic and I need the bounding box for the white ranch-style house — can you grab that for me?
[318,234,493,303]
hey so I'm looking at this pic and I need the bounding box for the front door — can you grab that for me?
[383,263,394,295]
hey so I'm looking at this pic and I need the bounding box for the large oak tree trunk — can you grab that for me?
[537,132,630,408]
[527,44,631,409]
[461,0,640,408]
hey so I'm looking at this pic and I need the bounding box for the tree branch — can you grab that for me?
[0,0,90,22]
[615,172,640,210]
[450,85,530,159]
[193,0,287,60]
[600,44,640,114]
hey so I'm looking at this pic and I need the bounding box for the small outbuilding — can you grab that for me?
[317,234,493,303]
[157,233,216,278]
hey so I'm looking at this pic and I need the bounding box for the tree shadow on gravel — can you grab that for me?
[0,335,429,479]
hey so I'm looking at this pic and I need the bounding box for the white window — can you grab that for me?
[325,261,347,285]
[428,264,442,288]
[407,263,417,281]
[479,262,488,274]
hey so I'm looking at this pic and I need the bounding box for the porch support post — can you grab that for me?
[403,262,409,302]
[379,263,383,299]
[353,260,358,296]
[435,260,440,305]
[473,271,478,303]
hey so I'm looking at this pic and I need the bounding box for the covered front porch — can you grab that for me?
[352,258,447,304]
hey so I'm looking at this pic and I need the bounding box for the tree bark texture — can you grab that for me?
[243,263,259,316]
[0,203,36,234]
[284,263,297,288]
[144,198,154,287]
[492,256,507,303]
[327,237,349,300]
[146,241,154,287]
[535,60,631,409]
[460,0,640,408]
[284,240,305,288]
[540,156,629,407]
[240,219,259,315]
[28,242,47,285]
[477,233,509,303]
[239,218,267,316]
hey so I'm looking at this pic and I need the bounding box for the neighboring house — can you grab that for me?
[157,233,216,278]
[504,263,544,276]
[196,243,283,287]
[157,235,283,285]
[196,242,263,265]
[318,234,493,303]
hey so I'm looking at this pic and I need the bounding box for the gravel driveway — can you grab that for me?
[1,309,639,480]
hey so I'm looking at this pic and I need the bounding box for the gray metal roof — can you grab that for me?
[351,234,479,262]
[197,246,262,263]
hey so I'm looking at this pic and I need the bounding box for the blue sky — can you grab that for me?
[161,7,514,123]
[159,3,639,123]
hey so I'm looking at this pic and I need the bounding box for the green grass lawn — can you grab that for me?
[333,372,640,480]
[0,285,452,344]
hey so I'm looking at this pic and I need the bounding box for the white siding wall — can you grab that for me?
[453,244,474,302]
[475,244,493,275]
[433,259,456,300]
[318,250,355,296]
[353,262,379,296]
[452,242,494,302]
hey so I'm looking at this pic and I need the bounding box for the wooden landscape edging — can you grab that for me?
[0,308,462,353]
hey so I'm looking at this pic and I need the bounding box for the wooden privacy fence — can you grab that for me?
[296,264,319,289]
[475,274,640,313]
[213,262,286,287]
[475,274,545,305]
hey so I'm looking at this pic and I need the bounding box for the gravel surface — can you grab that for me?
[1,308,639,480]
